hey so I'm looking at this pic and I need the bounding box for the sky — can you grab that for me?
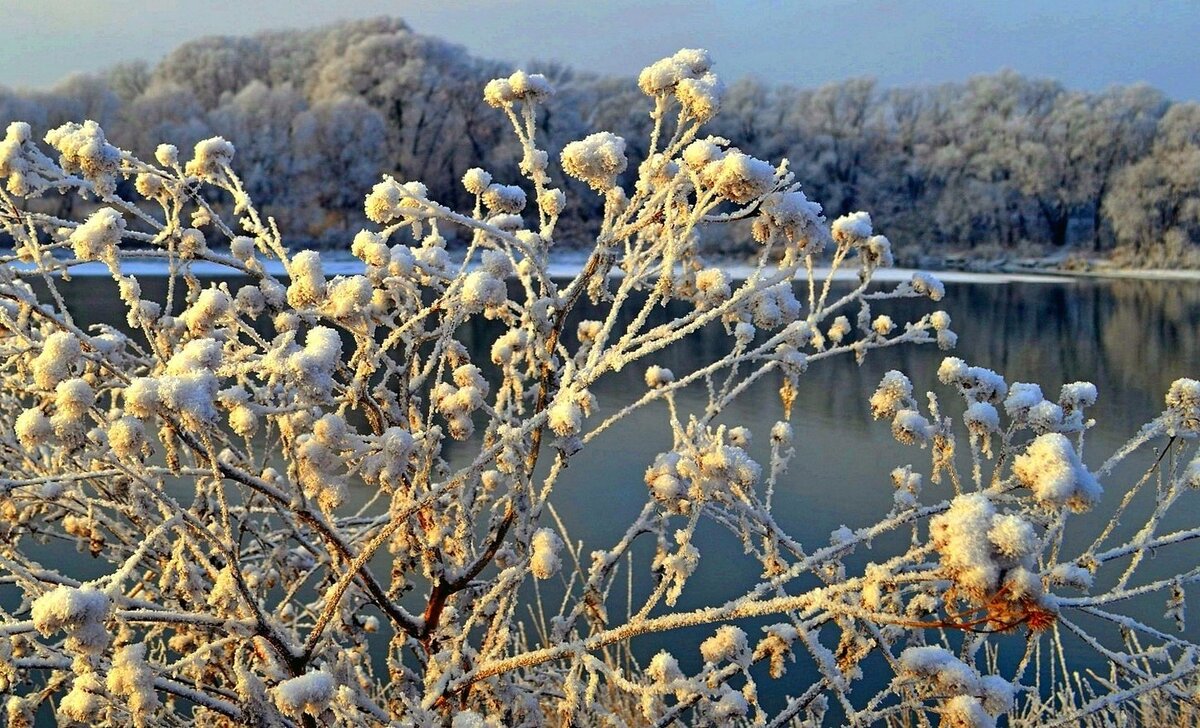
[2,0,1198,99]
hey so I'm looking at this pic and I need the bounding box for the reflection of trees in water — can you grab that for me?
[1099,280,1200,392]
[457,278,1200,447]
[49,275,1198,440]
[762,279,1199,436]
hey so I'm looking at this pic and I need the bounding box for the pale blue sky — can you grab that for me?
[2,0,1198,98]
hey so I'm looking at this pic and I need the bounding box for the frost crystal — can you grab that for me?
[644,365,675,388]
[287,250,327,307]
[871,370,914,420]
[702,151,775,203]
[700,625,749,666]
[461,270,508,312]
[638,48,713,96]
[831,211,872,244]
[185,136,235,179]
[561,132,628,191]
[1165,378,1200,433]
[69,207,125,262]
[1012,432,1102,511]
[45,120,121,197]
[273,670,335,719]
[1004,382,1044,420]
[107,643,160,726]
[930,494,1001,594]
[530,528,563,579]
[32,331,81,389]
[462,167,493,195]
[676,72,725,122]
[482,183,526,213]
[30,585,111,656]
[911,271,945,301]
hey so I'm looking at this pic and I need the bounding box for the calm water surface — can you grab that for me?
[31,274,1200,717]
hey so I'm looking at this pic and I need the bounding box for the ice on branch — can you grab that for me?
[638,48,713,96]
[1012,432,1102,511]
[484,71,554,107]
[273,670,335,720]
[44,120,121,197]
[69,207,125,262]
[561,132,628,191]
[184,136,235,180]
[30,585,111,656]
[530,528,564,579]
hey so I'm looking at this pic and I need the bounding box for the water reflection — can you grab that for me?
[39,272,1200,716]
[45,273,1200,587]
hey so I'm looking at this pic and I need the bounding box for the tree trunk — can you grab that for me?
[1050,213,1069,247]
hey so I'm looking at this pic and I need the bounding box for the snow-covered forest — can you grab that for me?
[2,16,1199,266]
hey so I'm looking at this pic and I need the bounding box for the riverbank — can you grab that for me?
[11,250,1199,284]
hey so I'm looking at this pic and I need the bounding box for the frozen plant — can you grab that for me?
[0,49,1197,728]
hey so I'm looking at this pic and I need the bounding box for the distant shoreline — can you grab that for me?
[11,252,1199,284]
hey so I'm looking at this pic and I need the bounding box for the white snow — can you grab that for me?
[30,584,111,655]
[870,370,913,420]
[891,409,931,446]
[1165,377,1200,432]
[157,371,219,422]
[699,624,749,666]
[1004,382,1044,419]
[1012,432,1102,511]
[106,643,160,721]
[184,136,235,181]
[483,71,553,107]
[289,326,342,398]
[1027,400,1065,433]
[12,248,1088,286]
[547,397,583,437]
[987,513,1039,560]
[638,48,713,96]
[943,695,996,728]
[560,132,628,191]
[55,378,94,414]
[32,331,81,389]
[122,377,159,419]
[676,72,725,122]
[108,416,147,459]
[929,493,1001,594]
[529,528,563,580]
[273,670,335,718]
[44,121,121,196]
[695,267,731,304]
[460,270,507,311]
[69,207,125,262]
[964,401,1000,433]
[644,365,675,388]
[703,152,776,204]
[287,250,327,307]
[180,287,233,333]
[832,211,873,243]
[1059,381,1098,410]
[15,407,52,448]
[462,167,493,195]
[482,183,526,214]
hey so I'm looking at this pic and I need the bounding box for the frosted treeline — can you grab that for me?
[0,45,1198,727]
[2,17,1199,264]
